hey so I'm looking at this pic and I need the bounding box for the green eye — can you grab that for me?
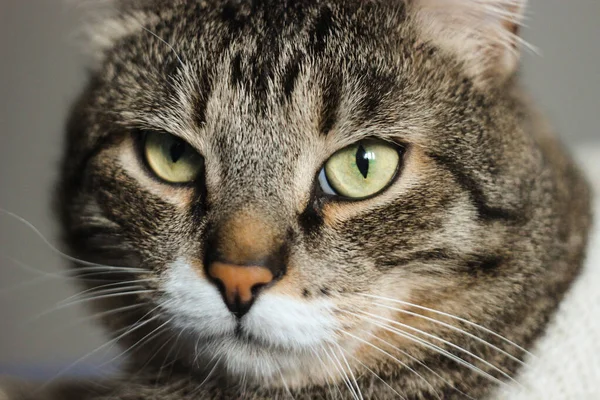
[143,132,204,183]
[319,140,401,199]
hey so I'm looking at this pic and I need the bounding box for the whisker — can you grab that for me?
[0,257,65,294]
[57,279,156,306]
[72,266,148,275]
[370,301,528,367]
[0,256,147,295]
[345,310,507,387]
[58,289,155,307]
[194,336,204,368]
[240,364,248,397]
[72,271,150,285]
[55,303,148,332]
[35,303,152,346]
[154,327,184,388]
[322,344,358,400]
[190,354,222,395]
[71,0,189,68]
[276,363,296,400]
[356,310,521,385]
[339,329,440,399]
[34,313,161,395]
[95,302,171,364]
[26,289,156,323]
[355,327,476,400]
[129,328,179,383]
[332,342,364,400]
[326,344,362,400]
[57,285,146,306]
[0,208,144,272]
[358,293,534,358]
[341,348,407,400]
[0,254,60,279]
[310,346,344,399]
[100,317,173,368]
[138,26,185,68]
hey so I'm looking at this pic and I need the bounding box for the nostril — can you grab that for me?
[250,282,268,297]
[211,276,226,296]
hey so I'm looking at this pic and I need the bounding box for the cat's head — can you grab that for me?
[58,0,590,396]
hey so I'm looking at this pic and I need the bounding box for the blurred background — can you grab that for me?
[0,0,599,378]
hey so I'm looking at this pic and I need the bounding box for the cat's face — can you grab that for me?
[58,0,590,394]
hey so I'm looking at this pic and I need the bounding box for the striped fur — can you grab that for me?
[5,1,590,399]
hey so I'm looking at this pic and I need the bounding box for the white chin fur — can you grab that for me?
[160,259,338,383]
[243,293,337,349]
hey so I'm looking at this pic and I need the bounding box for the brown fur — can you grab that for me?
[2,1,592,399]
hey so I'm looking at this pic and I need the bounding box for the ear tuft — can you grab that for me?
[409,0,533,83]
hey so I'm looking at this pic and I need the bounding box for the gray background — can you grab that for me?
[0,0,598,375]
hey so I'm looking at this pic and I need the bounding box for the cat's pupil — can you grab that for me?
[356,144,370,179]
[169,140,186,163]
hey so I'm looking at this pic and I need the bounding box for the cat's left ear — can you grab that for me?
[68,0,159,62]
[409,0,529,84]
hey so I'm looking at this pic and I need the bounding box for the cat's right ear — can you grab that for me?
[407,0,531,85]
[68,0,159,61]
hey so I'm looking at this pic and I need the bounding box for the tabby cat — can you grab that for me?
[2,0,592,399]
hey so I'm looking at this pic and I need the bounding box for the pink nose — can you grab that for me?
[208,262,273,315]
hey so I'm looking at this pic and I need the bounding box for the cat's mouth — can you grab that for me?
[162,259,339,353]
[196,312,322,352]
[233,324,271,347]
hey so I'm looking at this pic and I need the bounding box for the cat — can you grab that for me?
[1,0,592,399]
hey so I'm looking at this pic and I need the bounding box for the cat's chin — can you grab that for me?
[158,259,340,387]
[186,334,337,388]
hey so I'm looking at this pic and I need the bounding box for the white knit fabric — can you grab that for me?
[494,148,600,399]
